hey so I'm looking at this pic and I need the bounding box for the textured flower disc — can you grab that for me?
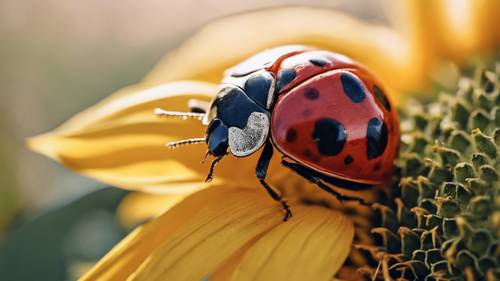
[365,59,500,280]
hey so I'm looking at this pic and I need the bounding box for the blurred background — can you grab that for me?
[0,1,388,280]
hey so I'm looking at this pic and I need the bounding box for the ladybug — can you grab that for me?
[156,45,399,220]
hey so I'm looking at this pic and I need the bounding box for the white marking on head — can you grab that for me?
[265,74,276,109]
[228,112,270,157]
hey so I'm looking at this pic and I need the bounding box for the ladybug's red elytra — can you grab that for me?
[156,45,400,221]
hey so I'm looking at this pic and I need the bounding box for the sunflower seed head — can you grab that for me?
[366,58,500,280]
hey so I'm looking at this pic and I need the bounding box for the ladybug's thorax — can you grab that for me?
[204,76,273,158]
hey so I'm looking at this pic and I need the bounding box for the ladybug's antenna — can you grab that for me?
[166,138,206,149]
[154,108,204,121]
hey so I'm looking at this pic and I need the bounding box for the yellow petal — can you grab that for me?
[80,184,239,281]
[128,187,283,281]
[209,243,254,281]
[388,0,500,66]
[81,181,355,281]
[116,191,189,228]
[437,0,500,58]
[228,205,354,281]
[143,7,421,95]
[31,81,215,141]
[28,81,258,192]
[209,205,355,281]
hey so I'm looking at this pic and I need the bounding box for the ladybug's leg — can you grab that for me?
[205,156,223,183]
[281,159,370,206]
[256,141,292,221]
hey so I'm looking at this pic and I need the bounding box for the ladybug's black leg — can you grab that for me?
[281,159,370,206]
[256,141,292,221]
[205,156,223,182]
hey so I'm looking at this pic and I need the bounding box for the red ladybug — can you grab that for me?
[156,45,400,220]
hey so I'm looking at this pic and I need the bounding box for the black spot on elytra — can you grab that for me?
[312,118,346,156]
[340,73,366,103]
[286,128,297,142]
[373,85,391,111]
[309,57,329,67]
[304,88,320,100]
[302,109,312,117]
[344,155,354,165]
[276,67,296,91]
[303,149,313,158]
[302,148,321,162]
[366,118,388,160]
[373,162,381,171]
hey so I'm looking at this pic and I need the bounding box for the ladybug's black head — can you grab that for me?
[203,86,271,158]
[205,118,229,157]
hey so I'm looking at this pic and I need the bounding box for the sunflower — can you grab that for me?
[28,2,499,280]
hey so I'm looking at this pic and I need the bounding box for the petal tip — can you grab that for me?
[26,134,60,161]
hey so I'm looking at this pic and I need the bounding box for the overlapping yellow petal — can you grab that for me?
[80,184,232,281]
[144,7,413,97]
[388,0,499,64]
[81,184,354,281]
[225,205,353,281]
[129,188,283,281]
[145,3,499,97]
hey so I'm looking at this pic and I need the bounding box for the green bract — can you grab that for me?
[372,60,499,280]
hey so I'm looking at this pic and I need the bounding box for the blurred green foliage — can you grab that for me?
[0,116,19,232]
[0,188,128,281]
